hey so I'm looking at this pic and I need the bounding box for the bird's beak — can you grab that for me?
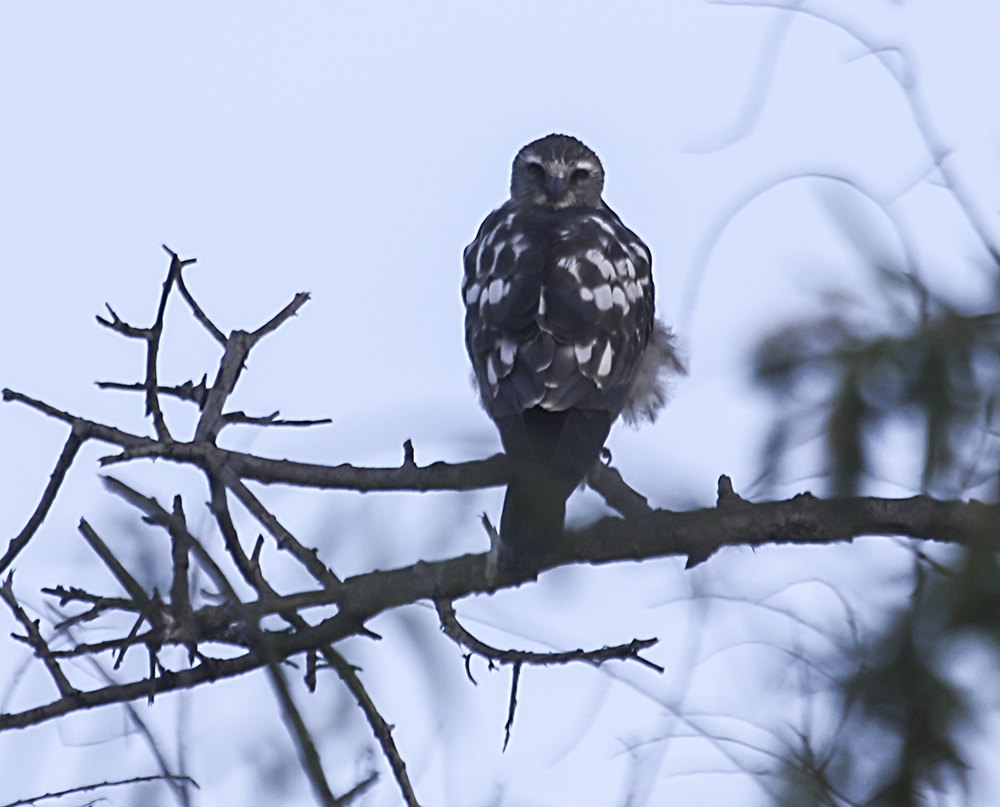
[545,175,568,199]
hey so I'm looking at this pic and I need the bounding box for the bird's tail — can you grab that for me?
[499,461,571,556]
[495,408,613,570]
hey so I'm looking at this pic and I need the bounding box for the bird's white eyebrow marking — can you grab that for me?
[593,284,613,311]
[575,161,598,172]
[597,342,613,376]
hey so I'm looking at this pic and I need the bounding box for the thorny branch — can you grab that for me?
[434,598,663,674]
[1,575,77,699]
[3,253,999,805]
[435,597,663,750]
[0,774,199,807]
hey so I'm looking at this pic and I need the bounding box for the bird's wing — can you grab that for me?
[463,204,655,418]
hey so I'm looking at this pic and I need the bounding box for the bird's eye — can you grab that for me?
[570,168,590,183]
[526,162,546,180]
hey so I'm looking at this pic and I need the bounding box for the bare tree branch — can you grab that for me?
[174,265,226,346]
[221,470,342,589]
[435,598,662,671]
[193,292,310,444]
[100,476,237,602]
[0,428,84,575]
[320,647,422,807]
[96,377,210,409]
[6,250,998,806]
[0,774,198,807]
[267,661,340,807]
[1,575,78,699]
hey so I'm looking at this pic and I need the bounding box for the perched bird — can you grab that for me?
[463,134,681,570]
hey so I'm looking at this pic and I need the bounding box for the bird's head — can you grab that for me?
[510,134,605,210]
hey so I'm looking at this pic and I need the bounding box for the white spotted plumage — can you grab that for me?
[462,134,683,563]
[463,186,670,409]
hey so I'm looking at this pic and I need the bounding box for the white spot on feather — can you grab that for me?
[574,342,594,364]
[588,215,617,236]
[538,290,546,315]
[630,242,650,262]
[586,249,615,280]
[486,356,498,386]
[511,233,529,259]
[488,278,504,305]
[612,286,627,311]
[597,342,614,377]
[465,283,480,305]
[593,284,613,311]
[579,287,594,302]
[558,256,582,281]
[499,339,516,366]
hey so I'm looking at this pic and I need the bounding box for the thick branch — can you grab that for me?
[3,388,507,492]
[4,488,995,732]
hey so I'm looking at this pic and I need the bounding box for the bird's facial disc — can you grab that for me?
[510,135,605,209]
[517,157,602,208]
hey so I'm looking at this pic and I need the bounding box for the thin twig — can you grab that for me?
[0,427,84,575]
[0,774,198,807]
[251,291,311,342]
[333,772,379,807]
[77,520,153,612]
[220,411,333,428]
[96,377,210,409]
[222,470,342,589]
[321,647,421,807]
[169,496,192,627]
[1,574,78,698]
[174,267,227,346]
[267,661,340,807]
[100,476,237,601]
[434,599,662,672]
[193,292,310,444]
[503,661,521,752]
[206,476,412,807]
